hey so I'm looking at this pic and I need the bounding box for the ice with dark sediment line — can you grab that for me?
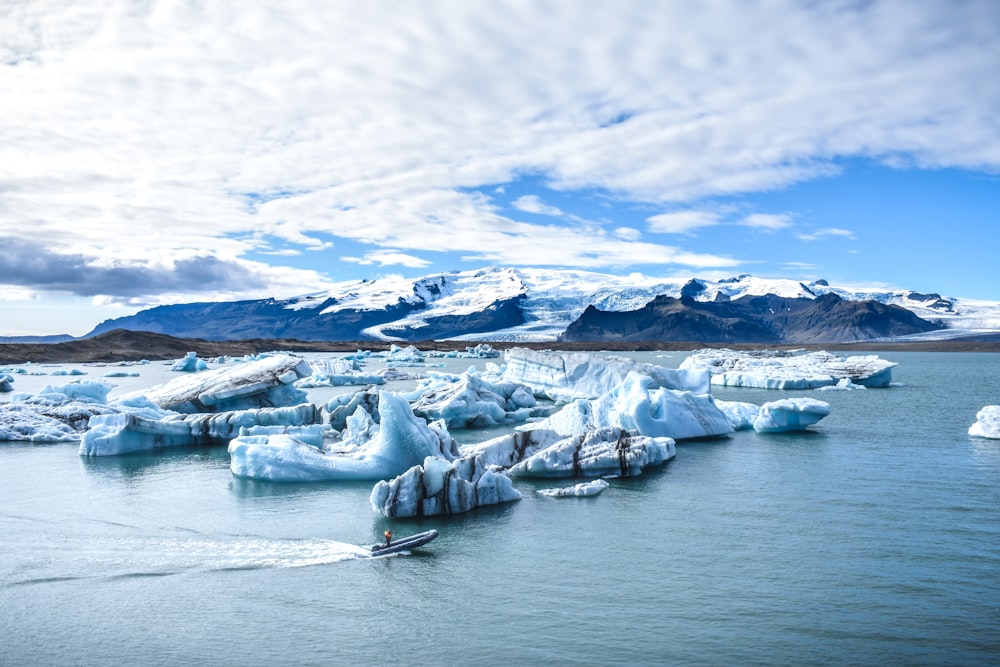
[120,354,313,413]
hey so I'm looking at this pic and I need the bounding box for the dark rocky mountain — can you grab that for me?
[87,294,525,342]
[560,292,944,344]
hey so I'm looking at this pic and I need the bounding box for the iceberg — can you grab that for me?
[521,372,732,441]
[123,354,312,413]
[537,479,610,497]
[714,399,763,431]
[679,349,897,389]
[171,351,208,372]
[752,398,831,433]
[229,391,460,481]
[0,373,13,392]
[458,428,565,469]
[509,426,675,479]
[0,380,118,442]
[80,403,323,456]
[968,406,1000,439]
[370,454,521,518]
[502,348,710,401]
[294,358,385,387]
[410,372,540,428]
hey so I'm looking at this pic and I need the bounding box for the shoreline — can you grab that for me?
[3,329,1000,364]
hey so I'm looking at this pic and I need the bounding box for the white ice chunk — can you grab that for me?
[459,428,565,468]
[171,351,208,372]
[752,398,831,432]
[370,454,521,517]
[294,357,385,387]
[681,349,897,389]
[122,354,312,413]
[714,399,762,431]
[0,381,119,441]
[969,406,1000,439]
[537,479,610,497]
[0,373,13,392]
[522,372,732,441]
[229,391,459,481]
[502,348,710,401]
[509,427,675,479]
[410,372,540,428]
[80,404,323,456]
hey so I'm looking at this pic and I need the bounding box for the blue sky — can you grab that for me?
[1,1,998,336]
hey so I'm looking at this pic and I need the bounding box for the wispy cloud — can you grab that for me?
[741,213,794,231]
[342,251,432,269]
[797,227,857,241]
[512,195,564,217]
[646,211,720,235]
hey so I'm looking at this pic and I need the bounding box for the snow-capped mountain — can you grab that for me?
[86,266,1000,343]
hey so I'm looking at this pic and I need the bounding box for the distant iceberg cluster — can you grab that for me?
[1,346,856,520]
[680,349,897,389]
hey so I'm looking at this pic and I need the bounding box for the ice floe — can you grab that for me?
[0,380,118,442]
[752,398,831,433]
[502,347,710,401]
[537,479,610,497]
[171,351,208,372]
[0,373,13,392]
[294,358,385,387]
[968,406,1000,439]
[409,371,541,428]
[80,404,324,456]
[229,391,459,481]
[509,426,675,479]
[521,372,732,441]
[679,349,897,389]
[123,354,312,413]
[370,454,520,518]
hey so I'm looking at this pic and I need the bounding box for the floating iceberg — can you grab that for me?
[0,381,118,442]
[537,479,610,497]
[410,372,540,428]
[969,406,1000,439]
[0,373,13,392]
[229,391,459,481]
[458,428,564,469]
[124,354,312,413]
[522,372,732,441]
[752,398,831,433]
[714,399,763,431]
[171,351,208,372]
[370,454,521,518]
[679,349,896,389]
[80,403,323,456]
[294,358,385,387]
[509,426,675,479]
[502,348,710,401]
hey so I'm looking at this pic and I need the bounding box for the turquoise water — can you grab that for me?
[2,352,999,666]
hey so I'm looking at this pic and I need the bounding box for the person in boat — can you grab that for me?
[384,530,392,547]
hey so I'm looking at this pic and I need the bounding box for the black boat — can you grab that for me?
[370,529,438,556]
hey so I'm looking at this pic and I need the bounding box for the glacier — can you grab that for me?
[968,406,1000,439]
[679,349,897,389]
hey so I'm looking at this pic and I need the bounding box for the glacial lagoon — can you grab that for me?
[2,350,999,666]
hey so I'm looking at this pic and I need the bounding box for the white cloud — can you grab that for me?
[341,251,432,269]
[512,195,564,217]
[796,227,857,241]
[0,0,997,310]
[647,211,720,234]
[741,213,794,231]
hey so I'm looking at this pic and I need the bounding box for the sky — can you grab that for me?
[1,0,998,336]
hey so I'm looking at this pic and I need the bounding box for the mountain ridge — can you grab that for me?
[83,266,1000,343]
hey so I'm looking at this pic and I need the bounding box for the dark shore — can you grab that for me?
[3,329,1000,364]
